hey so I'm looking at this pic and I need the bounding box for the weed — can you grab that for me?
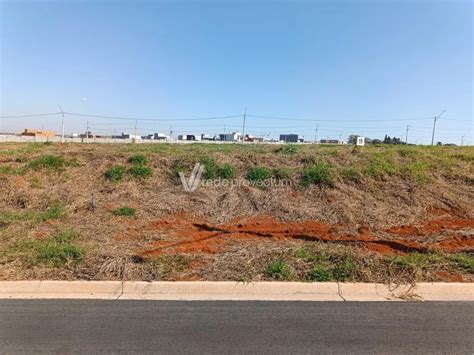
[0,202,64,224]
[28,155,65,170]
[449,253,474,273]
[401,162,430,182]
[105,165,126,182]
[310,264,334,281]
[219,164,237,179]
[332,256,357,280]
[14,229,84,267]
[301,163,333,187]
[200,156,219,179]
[247,166,271,182]
[277,144,301,154]
[114,206,136,217]
[38,203,64,221]
[0,166,25,175]
[364,153,397,178]
[340,167,361,182]
[128,154,148,165]
[273,167,291,180]
[129,165,153,178]
[266,260,292,280]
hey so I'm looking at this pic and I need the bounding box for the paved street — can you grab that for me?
[1,301,473,354]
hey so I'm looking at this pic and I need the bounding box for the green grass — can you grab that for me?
[200,156,220,179]
[114,206,136,217]
[105,165,126,182]
[128,154,148,165]
[247,166,271,182]
[15,229,85,267]
[0,202,64,224]
[266,260,292,280]
[364,152,397,178]
[301,163,333,187]
[339,167,361,182]
[219,164,237,179]
[272,167,291,180]
[449,253,474,273]
[27,155,65,170]
[129,165,153,178]
[276,144,301,154]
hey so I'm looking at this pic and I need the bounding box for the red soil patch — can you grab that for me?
[138,213,474,257]
[435,271,465,282]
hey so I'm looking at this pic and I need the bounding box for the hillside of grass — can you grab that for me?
[0,142,472,282]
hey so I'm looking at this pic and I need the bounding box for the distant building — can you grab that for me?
[280,134,299,143]
[21,128,55,138]
[154,133,169,140]
[320,139,346,145]
[356,136,365,146]
[178,134,200,141]
[219,132,241,142]
[118,133,141,140]
[201,134,216,141]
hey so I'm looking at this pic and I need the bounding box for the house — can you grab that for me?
[118,133,141,140]
[320,139,346,145]
[201,134,216,141]
[178,134,201,141]
[21,128,55,138]
[280,134,299,143]
[153,133,169,140]
[219,132,241,142]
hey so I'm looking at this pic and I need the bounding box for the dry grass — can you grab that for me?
[0,142,473,282]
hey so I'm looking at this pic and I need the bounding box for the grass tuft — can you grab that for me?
[247,166,271,182]
[129,165,153,178]
[105,165,126,182]
[128,154,148,165]
[28,155,65,170]
[266,260,292,280]
[301,163,333,187]
[114,206,136,217]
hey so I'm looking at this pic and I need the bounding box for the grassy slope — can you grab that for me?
[0,142,473,282]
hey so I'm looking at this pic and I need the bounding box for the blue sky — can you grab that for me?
[1,0,472,144]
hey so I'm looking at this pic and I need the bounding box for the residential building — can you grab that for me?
[279,134,299,143]
[21,128,55,138]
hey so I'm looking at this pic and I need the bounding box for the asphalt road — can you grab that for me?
[1,301,473,354]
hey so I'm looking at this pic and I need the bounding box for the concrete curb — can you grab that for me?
[0,281,472,301]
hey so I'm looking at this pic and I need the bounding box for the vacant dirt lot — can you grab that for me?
[0,142,473,283]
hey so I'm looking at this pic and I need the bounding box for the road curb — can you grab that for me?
[0,281,472,301]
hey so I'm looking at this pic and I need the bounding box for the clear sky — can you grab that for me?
[1,0,472,144]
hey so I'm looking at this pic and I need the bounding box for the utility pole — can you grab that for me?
[58,105,65,143]
[113,128,116,143]
[431,110,446,145]
[134,119,138,143]
[461,135,464,146]
[241,107,247,144]
[314,126,318,143]
[223,124,226,141]
[405,124,409,145]
[86,121,89,143]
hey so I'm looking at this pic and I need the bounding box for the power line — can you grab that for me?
[63,112,243,121]
[0,112,61,118]
[246,114,436,122]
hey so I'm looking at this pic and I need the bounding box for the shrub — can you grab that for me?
[301,163,333,187]
[114,206,136,217]
[129,165,153,178]
[128,155,148,165]
[266,260,292,280]
[247,166,270,182]
[105,165,126,182]
[28,155,65,170]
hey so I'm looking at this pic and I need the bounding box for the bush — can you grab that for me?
[266,260,292,280]
[114,206,136,217]
[129,165,153,178]
[301,163,333,187]
[247,166,271,182]
[105,165,126,182]
[449,253,474,273]
[128,155,148,165]
[28,155,65,170]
